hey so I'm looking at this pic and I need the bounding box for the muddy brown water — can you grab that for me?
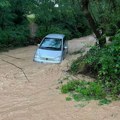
[0,35,120,120]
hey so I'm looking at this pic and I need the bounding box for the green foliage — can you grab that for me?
[61,80,107,104]
[90,0,120,36]
[27,14,36,23]
[70,32,120,97]
[61,80,80,94]
[31,0,91,39]
[99,99,112,105]
[36,25,72,40]
[0,25,29,51]
[66,97,72,101]
[0,0,14,29]
[0,0,92,50]
[75,82,106,99]
[70,57,87,74]
[86,39,120,94]
[0,0,30,51]
[1,0,120,50]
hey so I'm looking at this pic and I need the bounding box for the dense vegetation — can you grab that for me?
[62,19,120,103]
[0,0,30,51]
[69,32,120,97]
[33,0,91,39]
[1,0,120,48]
[61,0,120,103]
[0,0,92,51]
[61,80,111,105]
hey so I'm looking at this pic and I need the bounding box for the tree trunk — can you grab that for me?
[81,0,106,47]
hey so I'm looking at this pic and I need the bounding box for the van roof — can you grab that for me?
[45,34,65,39]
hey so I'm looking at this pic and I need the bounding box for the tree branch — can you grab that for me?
[0,58,29,82]
[2,54,24,60]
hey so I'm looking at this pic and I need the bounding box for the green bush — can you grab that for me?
[61,80,80,93]
[0,25,29,51]
[61,80,106,102]
[70,32,120,96]
[86,38,120,94]
[70,57,86,74]
[75,82,106,99]
[36,25,72,40]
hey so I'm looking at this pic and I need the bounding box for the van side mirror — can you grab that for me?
[64,46,68,49]
[37,44,40,47]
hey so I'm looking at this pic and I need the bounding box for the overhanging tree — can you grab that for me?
[81,0,106,47]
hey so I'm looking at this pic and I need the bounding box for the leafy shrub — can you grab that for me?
[0,25,29,51]
[86,38,120,94]
[75,82,106,99]
[36,25,72,40]
[70,53,98,77]
[99,99,112,105]
[66,97,72,101]
[70,56,86,74]
[61,80,106,102]
[70,32,120,96]
[61,80,80,93]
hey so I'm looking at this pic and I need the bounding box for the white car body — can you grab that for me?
[33,34,68,63]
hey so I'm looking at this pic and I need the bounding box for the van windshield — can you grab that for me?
[40,38,62,51]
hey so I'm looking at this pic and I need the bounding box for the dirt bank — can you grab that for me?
[0,35,120,120]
